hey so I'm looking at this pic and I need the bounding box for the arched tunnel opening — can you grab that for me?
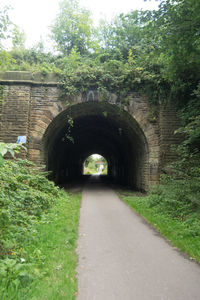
[42,102,149,191]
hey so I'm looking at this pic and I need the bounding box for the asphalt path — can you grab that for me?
[77,176,200,300]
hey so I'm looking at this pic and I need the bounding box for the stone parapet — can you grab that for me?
[0,71,60,86]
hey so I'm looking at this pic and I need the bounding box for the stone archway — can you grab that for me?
[42,102,151,191]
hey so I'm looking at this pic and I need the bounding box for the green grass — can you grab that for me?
[119,191,200,263]
[28,191,81,300]
[0,190,81,300]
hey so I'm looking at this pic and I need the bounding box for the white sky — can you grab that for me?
[0,0,159,49]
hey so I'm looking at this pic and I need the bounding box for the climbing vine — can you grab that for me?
[62,115,74,143]
[58,55,165,106]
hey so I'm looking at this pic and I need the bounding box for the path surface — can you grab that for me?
[77,176,200,300]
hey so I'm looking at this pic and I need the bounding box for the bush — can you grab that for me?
[149,176,200,219]
[0,154,81,299]
[0,157,62,297]
[148,145,200,220]
[0,158,59,258]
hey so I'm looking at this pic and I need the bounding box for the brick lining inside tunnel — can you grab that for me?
[42,102,149,191]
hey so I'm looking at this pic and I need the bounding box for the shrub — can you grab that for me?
[0,158,59,257]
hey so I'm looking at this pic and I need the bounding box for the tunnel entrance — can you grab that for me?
[42,102,149,190]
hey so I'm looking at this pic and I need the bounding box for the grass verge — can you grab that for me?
[0,190,81,300]
[119,191,200,263]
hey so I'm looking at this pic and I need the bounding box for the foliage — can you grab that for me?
[95,0,200,106]
[0,50,16,71]
[0,158,61,297]
[148,119,200,221]
[0,142,25,166]
[97,10,147,60]
[59,55,160,103]
[0,6,11,49]
[0,157,81,298]
[0,6,25,50]
[144,0,200,106]
[11,25,26,49]
[84,155,97,174]
[63,114,74,143]
[176,83,200,153]
[1,0,199,108]
[148,147,200,221]
[4,46,59,73]
[149,170,200,220]
[51,0,93,55]
[0,159,59,255]
[0,0,199,107]
[0,6,58,73]
[0,6,17,70]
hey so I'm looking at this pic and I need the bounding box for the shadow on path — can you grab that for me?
[62,174,136,194]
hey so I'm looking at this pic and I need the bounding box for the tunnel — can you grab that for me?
[42,102,149,190]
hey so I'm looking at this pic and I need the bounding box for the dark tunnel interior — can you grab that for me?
[42,102,149,190]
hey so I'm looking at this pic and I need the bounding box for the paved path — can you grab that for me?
[77,176,200,300]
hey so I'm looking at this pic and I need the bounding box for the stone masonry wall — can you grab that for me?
[128,94,160,187]
[0,71,181,189]
[0,84,31,159]
[28,85,62,164]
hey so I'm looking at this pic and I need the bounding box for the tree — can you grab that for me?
[0,6,11,49]
[11,25,26,49]
[97,11,145,60]
[0,6,17,70]
[145,0,200,105]
[51,0,93,55]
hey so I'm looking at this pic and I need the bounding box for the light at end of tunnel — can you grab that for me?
[83,154,108,175]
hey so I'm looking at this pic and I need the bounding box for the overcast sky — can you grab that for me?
[0,0,159,48]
